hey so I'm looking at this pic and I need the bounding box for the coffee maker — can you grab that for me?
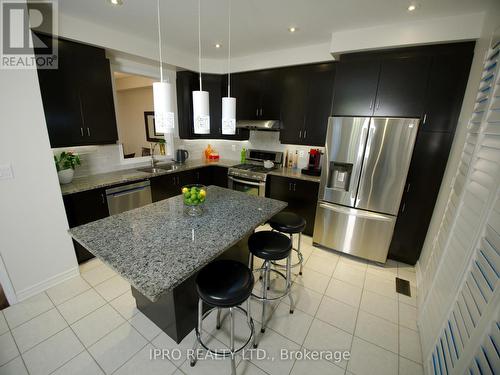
[301,148,322,176]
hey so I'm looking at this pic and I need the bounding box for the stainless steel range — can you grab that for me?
[228,149,283,197]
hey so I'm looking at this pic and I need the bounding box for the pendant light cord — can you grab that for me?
[198,0,202,91]
[227,0,231,97]
[156,0,164,82]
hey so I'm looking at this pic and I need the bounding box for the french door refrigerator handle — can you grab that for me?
[350,121,370,204]
[318,201,394,221]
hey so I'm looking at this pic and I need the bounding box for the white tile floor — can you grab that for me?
[0,230,423,375]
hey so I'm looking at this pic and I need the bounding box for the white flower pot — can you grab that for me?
[58,168,74,184]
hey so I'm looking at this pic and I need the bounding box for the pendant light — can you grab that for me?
[192,0,210,134]
[221,0,236,135]
[153,0,174,134]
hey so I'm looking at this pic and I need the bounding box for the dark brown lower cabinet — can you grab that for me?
[63,188,109,263]
[388,131,455,265]
[150,166,229,202]
[266,175,319,236]
[210,166,229,188]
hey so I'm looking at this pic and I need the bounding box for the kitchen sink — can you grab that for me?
[137,164,178,174]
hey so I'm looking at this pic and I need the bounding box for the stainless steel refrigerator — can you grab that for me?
[313,117,419,263]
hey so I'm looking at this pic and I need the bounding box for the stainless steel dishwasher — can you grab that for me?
[105,180,152,215]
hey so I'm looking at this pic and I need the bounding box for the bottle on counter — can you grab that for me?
[292,150,298,169]
[283,150,288,169]
[204,144,212,160]
[241,147,246,163]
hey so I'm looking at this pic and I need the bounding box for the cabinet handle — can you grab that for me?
[293,183,296,192]
[423,113,427,125]
[406,183,411,193]
[299,130,302,139]
[87,128,91,137]
[401,202,406,213]
[256,109,259,116]
[288,183,292,191]
[173,177,176,185]
[80,128,84,137]
[259,108,263,116]
[101,193,105,204]
[303,130,307,138]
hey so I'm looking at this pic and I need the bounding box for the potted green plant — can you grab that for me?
[54,151,81,184]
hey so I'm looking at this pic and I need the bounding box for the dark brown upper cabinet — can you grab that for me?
[373,56,430,117]
[332,55,429,118]
[279,63,335,146]
[231,69,282,120]
[176,71,249,140]
[420,50,473,133]
[35,34,118,148]
[332,59,380,116]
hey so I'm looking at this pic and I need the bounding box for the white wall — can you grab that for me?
[115,86,155,157]
[0,67,78,303]
[330,12,485,57]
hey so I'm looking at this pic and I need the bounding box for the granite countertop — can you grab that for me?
[69,186,286,302]
[60,159,239,195]
[269,167,321,183]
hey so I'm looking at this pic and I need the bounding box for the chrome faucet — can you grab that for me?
[150,143,158,168]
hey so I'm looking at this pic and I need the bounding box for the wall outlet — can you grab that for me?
[298,150,305,158]
[0,164,14,180]
[231,145,236,152]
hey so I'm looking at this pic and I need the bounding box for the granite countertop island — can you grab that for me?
[70,186,286,302]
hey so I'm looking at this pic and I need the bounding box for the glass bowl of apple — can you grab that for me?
[181,184,207,216]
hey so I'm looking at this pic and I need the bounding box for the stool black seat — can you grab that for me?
[268,211,306,276]
[248,231,292,260]
[191,259,255,375]
[269,211,306,233]
[196,260,254,308]
[248,230,295,340]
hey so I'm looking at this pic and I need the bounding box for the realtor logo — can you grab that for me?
[1,0,58,69]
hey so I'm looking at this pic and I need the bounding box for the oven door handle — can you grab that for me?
[228,176,264,187]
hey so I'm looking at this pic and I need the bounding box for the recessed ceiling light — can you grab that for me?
[108,0,123,6]
[288,27,298,33]
[407,3,419,12]
[215,43,221,49]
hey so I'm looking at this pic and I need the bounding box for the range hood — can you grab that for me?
[236,120,282,131]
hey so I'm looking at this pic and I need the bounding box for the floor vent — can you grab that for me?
[396,277,412,297]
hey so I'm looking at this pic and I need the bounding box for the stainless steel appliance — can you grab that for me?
[106,180,152,215]
[175,149,189,163]
[313,117,419,263]
[236,120,281,131]
[228,149,283,197]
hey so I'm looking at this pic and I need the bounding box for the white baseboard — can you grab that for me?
[16,266,80,302]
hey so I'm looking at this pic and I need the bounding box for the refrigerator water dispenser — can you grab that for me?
[328,162,352,191]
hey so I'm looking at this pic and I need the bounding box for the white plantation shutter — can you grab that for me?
[418,37,500,375]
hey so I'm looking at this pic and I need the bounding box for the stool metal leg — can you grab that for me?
[229,307,236,375]
[247,298,256,349]
[190,298,203,367]
[261,260,269,333]
[287,254,295,313]
[298,232,303,276]
[216,308,222,330]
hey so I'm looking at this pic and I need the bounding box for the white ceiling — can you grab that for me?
[59,0,490,59]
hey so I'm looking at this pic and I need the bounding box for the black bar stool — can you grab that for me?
[190,260,255,375]
[268,212,307,275]
[248,231,294,337]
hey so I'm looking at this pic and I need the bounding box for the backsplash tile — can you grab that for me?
[53,131,323,178]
